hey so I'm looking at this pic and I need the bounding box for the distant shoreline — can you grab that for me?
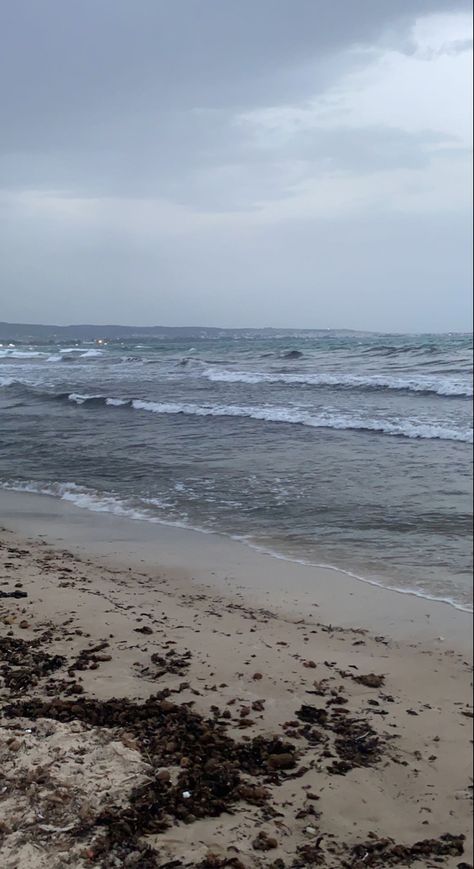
[1,321,472,341]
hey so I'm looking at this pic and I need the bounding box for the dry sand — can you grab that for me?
[0,496,472,868]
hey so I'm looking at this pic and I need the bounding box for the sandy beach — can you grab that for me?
[0,491,472,868]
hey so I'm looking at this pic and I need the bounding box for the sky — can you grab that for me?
[0,0,472,331]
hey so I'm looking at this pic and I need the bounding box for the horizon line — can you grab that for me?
[1,320,472,337]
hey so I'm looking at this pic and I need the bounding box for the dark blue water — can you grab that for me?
[1,330,472,609]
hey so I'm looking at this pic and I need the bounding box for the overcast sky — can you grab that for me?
[0,0,472,331]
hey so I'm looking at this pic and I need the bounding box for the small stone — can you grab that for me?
[253,831,278,851]
[157,769,171,782]
[124,852,142,867]
[267,753,296,770]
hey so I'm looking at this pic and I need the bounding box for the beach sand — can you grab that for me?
[0,490,472,868]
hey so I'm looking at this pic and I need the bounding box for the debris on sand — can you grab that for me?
[0,635,66,694]
[70,641,112,672]
[138,648,192,679]
[4,694,298,862]
[0,590,28,599]
[344,832,466,867]
[294,704,382,775]
[352,674,385,690]
[252,830,278,851]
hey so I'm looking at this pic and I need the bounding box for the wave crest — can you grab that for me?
[64,394,473,442]
[201,368,473,397]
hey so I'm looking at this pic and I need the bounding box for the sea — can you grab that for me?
[0,330,472,612]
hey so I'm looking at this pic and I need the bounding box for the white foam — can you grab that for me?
[105,397,129,407]
[0,375,41,389]
[46,354,63,362]
[0,349,44,358]
[1,481,150,522]
[126,399,472,442]
[202,368,473,397]
[80,349,104,358]
[68,393,104,404]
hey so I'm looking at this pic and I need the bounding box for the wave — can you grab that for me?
[0,349,45,358]
[56,347,105,359]
[361,341,472,357]
[0,376,16,387]
[0,375,40,390]
[64,393,473,442]
[79,349,105,358]
[0,481,157,522]
[201,368,473,397]
[68,392,107,404]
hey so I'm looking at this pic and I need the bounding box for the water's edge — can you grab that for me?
[2,482,472,615]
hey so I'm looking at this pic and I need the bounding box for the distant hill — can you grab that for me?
[0,321,238,341]
[0,322,362,342]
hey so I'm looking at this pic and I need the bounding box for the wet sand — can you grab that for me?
[0,490,472,868]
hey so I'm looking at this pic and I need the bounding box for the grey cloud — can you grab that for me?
[0,0,472,330]
[0,123,461,212]
[417,37,474,59]
[0,80,465,201]
[0,0,470,198]
[1,0,470,150]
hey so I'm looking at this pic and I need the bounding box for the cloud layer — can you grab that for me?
[0,0,472,330]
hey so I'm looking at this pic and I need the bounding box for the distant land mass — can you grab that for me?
[0,322,366,342]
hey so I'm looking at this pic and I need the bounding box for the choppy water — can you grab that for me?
[0,330,472,610]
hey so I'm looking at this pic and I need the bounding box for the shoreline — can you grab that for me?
[1,483,472,617]
[0,488,472,653]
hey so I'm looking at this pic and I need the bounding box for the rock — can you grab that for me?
[354,673,385,689]
[0,590,28,599]
[252,831,278,851]
[124,852,143,867]
[157,769,171,782]
[267,752,296,770]
[296,705,328,726]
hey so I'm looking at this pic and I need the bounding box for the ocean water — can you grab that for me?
[0,330,472,611]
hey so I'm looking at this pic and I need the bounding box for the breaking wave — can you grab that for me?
[201,368,473,397]
[64,394,473,442]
